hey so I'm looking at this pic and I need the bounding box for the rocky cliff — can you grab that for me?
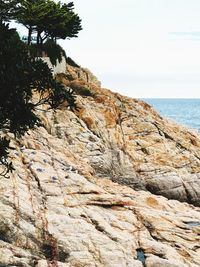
[0,64,200,267]
[57,65,200,206]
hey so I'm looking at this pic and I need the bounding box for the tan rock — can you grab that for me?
[43,75,200,205]
[0,125,200,266]
[0,66,200,266]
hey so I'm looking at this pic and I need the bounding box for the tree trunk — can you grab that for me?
[37,30,40,46]
[28,27,32,45]
[36,30,42,57]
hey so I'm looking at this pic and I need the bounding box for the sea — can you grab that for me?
[142,99,200,132]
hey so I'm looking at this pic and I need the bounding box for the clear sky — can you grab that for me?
[12,0,200,98]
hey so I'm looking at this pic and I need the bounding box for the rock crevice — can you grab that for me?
[0,66,200,266]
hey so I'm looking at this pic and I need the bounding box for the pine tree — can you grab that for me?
[15,0,50,45]
[0,21,76,176]
[0,0,18,21]
[43,2,82,43]
[16,0,82,45]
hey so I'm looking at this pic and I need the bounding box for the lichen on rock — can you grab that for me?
[0,65,200,266]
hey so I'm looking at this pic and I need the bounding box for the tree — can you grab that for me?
[43,2,82,43]
[15,0,50,45]
[16,0,82,45]
[0,0,19,21]
[0,21,76,176]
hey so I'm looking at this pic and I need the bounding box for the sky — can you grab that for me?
[12,0,200,98]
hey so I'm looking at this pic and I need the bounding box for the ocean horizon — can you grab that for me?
[142,98,200,132]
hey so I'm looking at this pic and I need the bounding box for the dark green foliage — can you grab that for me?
[0,137,15,176]
[10,0,82,81]
[65,74,74,81]
[77,88,94,97]
[65,56,80,68]
[29,40,67,66]
[46,2,82,42]
[47,81,76,109]
[71,85,95,98]
[16,0,54,45]
[43,40,63,65]
[0,0,18,21]
[0,22,37,136]
[0,22,77,176]
[15,0,82,45]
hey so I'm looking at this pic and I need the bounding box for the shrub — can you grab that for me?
[29,40,67,66]
[0,23,76,176]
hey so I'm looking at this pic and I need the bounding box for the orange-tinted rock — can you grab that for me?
[0,64,200,266]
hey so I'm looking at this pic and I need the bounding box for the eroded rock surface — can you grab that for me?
[0,127,200,266]
[0,66,200,266]
[51,71,200,205]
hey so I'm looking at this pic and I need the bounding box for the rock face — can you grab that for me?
[65,63,101,87]
[41,57,67,77]
[0,65,200,266]
[54,70,200,206]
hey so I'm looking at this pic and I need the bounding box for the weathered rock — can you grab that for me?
[0,67,200,266]
[0,124,199,266]
[65,63,101,87]
[42,74,200,205]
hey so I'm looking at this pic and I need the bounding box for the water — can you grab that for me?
[143,99,200,132]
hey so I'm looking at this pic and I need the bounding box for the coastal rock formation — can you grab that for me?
[0,65,200,266]
[55,69,200,206]
[65,63,101,87]
[0,127,200,266]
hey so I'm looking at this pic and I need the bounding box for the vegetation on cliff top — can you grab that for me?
[16,0,82,45]
[16,0,82,65]
[0,0,80,176]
